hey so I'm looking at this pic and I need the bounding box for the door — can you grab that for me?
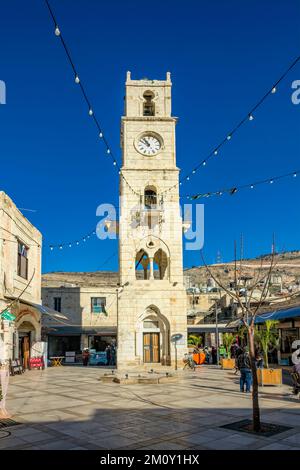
[143,333,160,363]
[22,336,30,369]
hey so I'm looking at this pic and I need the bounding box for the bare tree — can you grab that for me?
[201,241,279,432]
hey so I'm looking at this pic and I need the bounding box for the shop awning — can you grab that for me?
[45,326,117,336]
[255,306,300,324]
[226,305,300,327]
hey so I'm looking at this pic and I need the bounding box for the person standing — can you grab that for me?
[82,348,90,367]
[105,345,111,366]
[237,349,252,392]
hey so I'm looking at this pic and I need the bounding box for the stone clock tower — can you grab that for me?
[117,72,187,368]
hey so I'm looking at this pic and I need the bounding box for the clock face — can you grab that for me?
[137,134,161,156]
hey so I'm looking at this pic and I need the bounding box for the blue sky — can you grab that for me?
[0,0,299,273]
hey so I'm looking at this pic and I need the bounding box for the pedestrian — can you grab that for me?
[211,346,217,365]
[82,348,90,367]
[105,345,111,366]
[255,350,264,369]
[234,346,243,375]
[110,345,116,366]
[237,348,252,393]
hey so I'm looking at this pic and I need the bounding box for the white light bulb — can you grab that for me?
[50,246,54,251]
[83,238,86,242]
[179,182,182,186]
[271,87,276,94]
[69,244,72,248]
[55,26,61,36]
[293,173,297,178]
[250,185,254,189]
[270,180,274,184]
[113,161,117,166]
[99,132,103,138]
[76,241,79,245]
[89,109,93,116]
[202,161,206,166]
[249,114,254,121]
[107,149,110,154]
[187,177,190,181]
[59,245,63,250]
[214,150,218,155]
[192,170,196,174]
[75,75,80,84]
[227,135,231,140]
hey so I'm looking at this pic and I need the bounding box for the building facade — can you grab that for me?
[117,72,187,367]
[0,191,42,367]
[42,272,118,358]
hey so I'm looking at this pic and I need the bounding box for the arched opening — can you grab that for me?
[136,305,171,365]
[154,249,169,280]
[17,320,37,370]
[143,90,155,116]
[135,249,150,280]
[144,186,157,209]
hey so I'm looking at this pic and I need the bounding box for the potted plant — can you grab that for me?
[221,333,236,369]
[255,320,282,386]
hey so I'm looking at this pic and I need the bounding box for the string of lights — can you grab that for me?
[185,169,299,200]
[44,0,140,198]
[161,54,300,197]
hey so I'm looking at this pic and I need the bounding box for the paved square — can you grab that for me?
[1,366,299,450]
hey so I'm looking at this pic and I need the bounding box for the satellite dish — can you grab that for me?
[171,333,183,343]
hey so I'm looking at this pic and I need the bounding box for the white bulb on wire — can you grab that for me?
[227,135,231,141]
[214,150,218,155]
[113,161,117,166]
[249,114,254,121]
[76,241,79,245]
[55,26,61,36]
[50,246,54,251]
[99,132,103,138]
[293,173,297,178]
[187,177,190,181]
[270,180,274,184]
[59,245,63,250]
[250,184,254,189]
[192,169,196,174]
[107,149,111,154]
[202,161,206,166]
[271,87,276,94]
[88,109,93,116]
[69,244,72,248]
[75,75,80,84]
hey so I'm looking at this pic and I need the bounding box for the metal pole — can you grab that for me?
[175,341,178,370]
[216,301,219,366]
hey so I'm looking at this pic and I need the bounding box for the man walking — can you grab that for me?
[237,348,252,393]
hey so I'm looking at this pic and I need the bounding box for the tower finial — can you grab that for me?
[126,71,131,81]
[166,71,171,82]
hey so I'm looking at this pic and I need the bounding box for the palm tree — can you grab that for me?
[188,334,202,347]
[255,320,279,369]
[222,333,235,358]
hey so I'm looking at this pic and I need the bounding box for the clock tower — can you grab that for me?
[117,72,187,368]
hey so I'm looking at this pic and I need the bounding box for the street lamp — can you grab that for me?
[212,297,220,366]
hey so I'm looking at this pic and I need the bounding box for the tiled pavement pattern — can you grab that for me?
[1,366,299,450]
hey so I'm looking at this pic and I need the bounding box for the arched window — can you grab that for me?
[143,90,155,116]
[154,249,168,280]
[144,186,157,209]
[135,249,150,280]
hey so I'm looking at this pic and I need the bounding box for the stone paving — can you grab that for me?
[1,365,299,450]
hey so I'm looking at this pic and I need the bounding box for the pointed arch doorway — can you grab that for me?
[137,305,171,365]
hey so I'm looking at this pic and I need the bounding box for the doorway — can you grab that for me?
[143,333,160,363]
[19,333,30,369]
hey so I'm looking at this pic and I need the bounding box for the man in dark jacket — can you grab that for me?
[237,349,252,393]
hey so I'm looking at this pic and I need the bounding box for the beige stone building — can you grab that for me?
[0,191,43,367]
[117,72,187,367]
[41,272,118,359]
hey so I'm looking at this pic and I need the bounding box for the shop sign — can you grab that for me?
[1,310,16,321]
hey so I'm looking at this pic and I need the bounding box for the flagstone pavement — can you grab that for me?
[1,365,299,450]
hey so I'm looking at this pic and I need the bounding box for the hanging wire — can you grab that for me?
[161,54,300,197]
[44,0,140,198]
[185,170,299,200]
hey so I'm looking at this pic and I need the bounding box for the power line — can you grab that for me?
[44,0,140,198]
[161,55,300,197]
[185,169,299,200]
